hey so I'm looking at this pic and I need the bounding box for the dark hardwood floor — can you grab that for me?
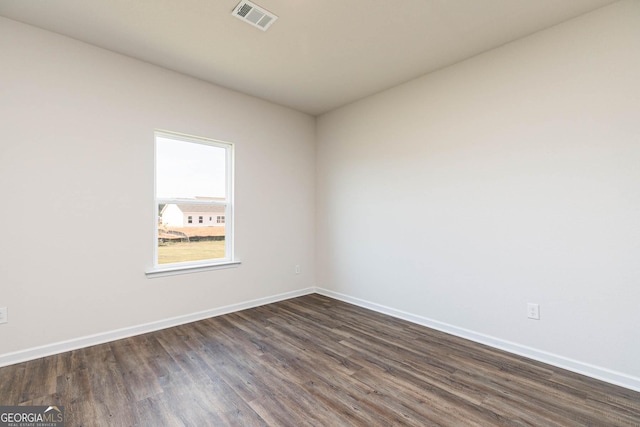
[1,294,639,426]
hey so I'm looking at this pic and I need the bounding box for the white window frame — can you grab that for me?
[146,130,239,278]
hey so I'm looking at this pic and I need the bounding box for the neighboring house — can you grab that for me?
[161,203,225,227]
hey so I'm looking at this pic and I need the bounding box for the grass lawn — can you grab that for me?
[158,240,225,264]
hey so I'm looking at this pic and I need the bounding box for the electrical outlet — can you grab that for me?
[527,303,540,320]
[295,265,301,274]
[0,307,7,324]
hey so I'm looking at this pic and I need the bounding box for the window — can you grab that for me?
[217,216,225,224]
[151,130,235,274]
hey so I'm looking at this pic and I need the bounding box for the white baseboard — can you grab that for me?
[315,287,640,393]
[0,287,316,368]
[3,286,639,393]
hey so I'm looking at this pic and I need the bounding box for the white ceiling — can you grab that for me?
[0,0,617,115]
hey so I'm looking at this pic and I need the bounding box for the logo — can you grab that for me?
[0,406,64,427]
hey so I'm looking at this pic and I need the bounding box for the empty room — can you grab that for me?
[1,0,639,425]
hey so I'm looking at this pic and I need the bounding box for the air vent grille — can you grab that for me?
[237,3,252,17]
[232,1,278,31]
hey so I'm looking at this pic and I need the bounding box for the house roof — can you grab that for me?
[163,204,225,214]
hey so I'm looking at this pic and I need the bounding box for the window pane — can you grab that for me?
[156,136,226,199]
[158,203,226,264]
[154,131,233,268]
[157,235,226,264]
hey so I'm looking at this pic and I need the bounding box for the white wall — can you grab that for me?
[317,0,640,387]
[0,17,315,357]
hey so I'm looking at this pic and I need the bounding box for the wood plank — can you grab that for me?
[0,293,638,426]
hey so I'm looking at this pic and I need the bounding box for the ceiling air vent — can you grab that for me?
[232,0,278,31]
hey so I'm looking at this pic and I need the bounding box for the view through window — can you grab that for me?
[155,131,233,266]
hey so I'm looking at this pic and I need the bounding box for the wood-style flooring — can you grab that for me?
[1,294,639,426]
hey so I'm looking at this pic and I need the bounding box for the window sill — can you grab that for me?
[145,260,241,278]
